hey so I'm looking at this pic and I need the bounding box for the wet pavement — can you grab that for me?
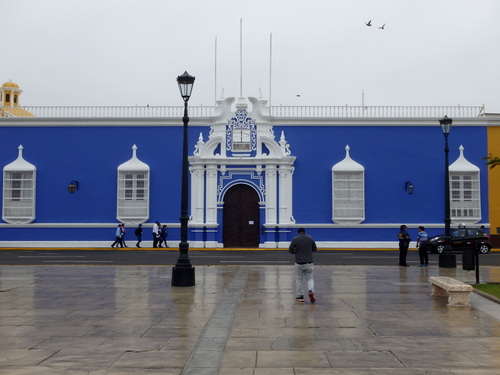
[1,264,500,374]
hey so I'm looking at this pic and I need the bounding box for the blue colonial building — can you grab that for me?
[0,81,497,248]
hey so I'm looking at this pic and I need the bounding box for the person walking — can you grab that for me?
[152,221,161,248]
[121,224,128,247]
[111,224,124,248]
[160,225,169,248]
[135,224,143,248]
[289,228,317,303]
[416,226,429,267]
[398,225,411,267]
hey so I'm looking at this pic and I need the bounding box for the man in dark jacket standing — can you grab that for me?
[289,228,317,303]
[398,225,411,267]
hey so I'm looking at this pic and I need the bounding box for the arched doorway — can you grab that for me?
[223,184,260,247]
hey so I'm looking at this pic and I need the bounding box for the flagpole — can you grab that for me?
[214,36,217,105]
[269,33,273,111]
[240,18,243,97]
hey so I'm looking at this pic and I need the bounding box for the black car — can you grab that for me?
[427,228,492,254]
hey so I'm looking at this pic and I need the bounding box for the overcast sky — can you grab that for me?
[2,0,500,111]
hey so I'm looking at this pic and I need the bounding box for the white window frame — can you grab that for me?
[450,171,480,222]
[332,145,365,224]
[232,128,251,151]
[117,170,149,224]
[333,170,365,224]
[3,170,36,224]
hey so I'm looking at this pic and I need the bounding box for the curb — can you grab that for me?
[473,288,500,304]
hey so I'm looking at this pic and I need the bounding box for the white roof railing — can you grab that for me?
[269,105,485,118]
[1,106,216,118]
[1,105,485,118]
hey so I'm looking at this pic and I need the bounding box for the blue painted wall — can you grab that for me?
[278,125,488,225]
[0,122,489,244]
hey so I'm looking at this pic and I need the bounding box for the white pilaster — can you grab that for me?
[279,166,294,224]
[190,166,205,223]
[206,166,218,224]
[265,166,277,225]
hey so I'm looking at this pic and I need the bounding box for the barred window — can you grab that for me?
[333,171,365,221]
[449,146,481,224]
[120,172,147,201]
[232,129,251,151]
[332,146,365,224]
[3,146,36,224]
[450,172,480,221]
[117,145,150,224]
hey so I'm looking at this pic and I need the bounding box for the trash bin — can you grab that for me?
[462,248,476,271]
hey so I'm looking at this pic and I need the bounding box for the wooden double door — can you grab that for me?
[223,184,260,248]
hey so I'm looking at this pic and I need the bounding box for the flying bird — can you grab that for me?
[379,24,385,29]
[365,20,372,26]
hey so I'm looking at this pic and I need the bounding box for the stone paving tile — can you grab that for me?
[38,348,124,368]
[253,369,295,375]
[462,350,500,367]
[111,350,190,369]
[325,350,405,369]
[256,350,332,368]
[0,366,68,375]
[219,350,257,368]
[225,337,292,350]
[0,336,48,350]
[395,350,480,368]
[64,368,181,375]
[97,337,166,351]
[294,370,453,374]
[0,349,55,366]
[33,336,107,351]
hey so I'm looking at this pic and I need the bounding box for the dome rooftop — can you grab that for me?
[2,81,19,89]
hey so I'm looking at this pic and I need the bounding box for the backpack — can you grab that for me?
[134,228,141,236]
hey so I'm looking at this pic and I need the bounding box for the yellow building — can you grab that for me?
[487,127,500,246]
[0,81,34,117]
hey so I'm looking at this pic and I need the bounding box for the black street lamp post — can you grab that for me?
[439,115,457,268]
[171,71,196,286]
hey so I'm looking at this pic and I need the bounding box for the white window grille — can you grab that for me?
[232,129,251,151]
[332,145,365,224]
[3,145,36,224]
[449,145,481,224]
[117,145,150,224]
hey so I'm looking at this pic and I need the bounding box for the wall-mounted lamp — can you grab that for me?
[405,181,414,194]
[68,180,79,193]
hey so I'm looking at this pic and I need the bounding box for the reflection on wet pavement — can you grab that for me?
[1,265,500,374]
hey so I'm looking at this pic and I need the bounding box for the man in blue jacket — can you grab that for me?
[289,228,317,303]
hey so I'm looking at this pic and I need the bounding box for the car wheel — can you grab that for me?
[478,244,490,254]
[436,244,445,254]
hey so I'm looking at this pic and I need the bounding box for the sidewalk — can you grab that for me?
[1,264,500,374]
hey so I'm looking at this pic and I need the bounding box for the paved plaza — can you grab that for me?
[1,264,500,374]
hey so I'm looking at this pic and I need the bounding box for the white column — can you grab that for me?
[279,166,294,224]
[190,166,205,223]
[265,166,277,225]
[205,165,218,224]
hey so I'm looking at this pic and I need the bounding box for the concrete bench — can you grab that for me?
[429,276,473,306]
